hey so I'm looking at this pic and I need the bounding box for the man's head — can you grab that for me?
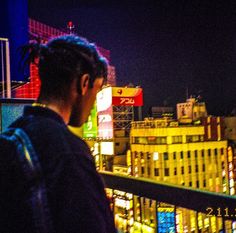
[26,35,108,126]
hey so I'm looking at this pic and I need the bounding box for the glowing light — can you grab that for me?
[100,141,114,155]
[153,152,159,161]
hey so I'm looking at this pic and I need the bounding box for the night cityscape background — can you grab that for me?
[28,0,236,117]
[2,1,236,232]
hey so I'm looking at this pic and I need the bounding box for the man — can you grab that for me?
[0,35,116,233]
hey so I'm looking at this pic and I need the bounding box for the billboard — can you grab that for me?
[177,101,193,123]
[83,104,98,138]
[112,87,143,106]
[97,87,113,138]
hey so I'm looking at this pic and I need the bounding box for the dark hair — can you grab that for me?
[20,35,108,100]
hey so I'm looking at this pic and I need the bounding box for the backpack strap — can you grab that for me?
[2,128,54,233]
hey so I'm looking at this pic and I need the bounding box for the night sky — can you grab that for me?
[28,0,236,117]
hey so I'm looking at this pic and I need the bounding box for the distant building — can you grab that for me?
[129,117,228,232]
[224,117,236,196]
[177,98,207,124]
[149,106,174,119]
[110,98,233,233]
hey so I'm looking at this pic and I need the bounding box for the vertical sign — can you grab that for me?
[83,104,98,138]
[97,87,113,138]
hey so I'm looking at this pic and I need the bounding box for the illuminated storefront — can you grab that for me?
[113,190,134,233]
[157,204,175,233]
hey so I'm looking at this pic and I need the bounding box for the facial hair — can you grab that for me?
[68,98,83,127]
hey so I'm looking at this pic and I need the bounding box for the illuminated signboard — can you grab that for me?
[83,104,98,138]
[97,87,113,138]
[177,101,193,123]
[112,87,143,106]
[157,205,175,233]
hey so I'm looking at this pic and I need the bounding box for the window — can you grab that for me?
[187,151,191,158]
[194,150,198,158]
[164,168,169,176]
[135,137,147,144]
[156,137,167,144]
[201,150,205,157]
[181,166,184,174]
[202,164,205,172]
[154,168,159,176]
[174,167,177,175]
[164,152,168,160]
[173,152,176,160]
[196,180,199,188]
[189,181,192,187]
[208,149,211,156]
[188,166,191,173]
[186,135,201,143]
[203,179,206,187]
[140,152,144,159]
[214,148,218,156]
[180,151,183,159]
[221,148,224,155]
[141,167,145,174]
[195,165,199,173]
[172,136,182,144]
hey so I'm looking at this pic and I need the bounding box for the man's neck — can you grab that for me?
[37,100,71,125]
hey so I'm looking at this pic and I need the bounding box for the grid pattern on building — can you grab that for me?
[13,18,116,99]
[113,105,134,136]
[126,118,231,232]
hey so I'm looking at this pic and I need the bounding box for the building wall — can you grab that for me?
[129,120,229,232]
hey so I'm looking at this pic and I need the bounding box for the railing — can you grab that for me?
[100,171,236,232]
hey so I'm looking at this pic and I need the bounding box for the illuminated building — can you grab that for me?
[224,117,236,195]
[84,86,143,171]
[128,98,230,232]
[13,19,116,99]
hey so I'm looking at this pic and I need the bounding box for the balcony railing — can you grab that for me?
[100,171,236,222]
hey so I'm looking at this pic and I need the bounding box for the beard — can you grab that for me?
[68,99,83,127]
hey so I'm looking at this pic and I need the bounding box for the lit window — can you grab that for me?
[153,152,159,161]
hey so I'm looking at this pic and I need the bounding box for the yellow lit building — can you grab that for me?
[129,117,229,232]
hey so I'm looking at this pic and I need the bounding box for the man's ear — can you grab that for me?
[79,74,90,95]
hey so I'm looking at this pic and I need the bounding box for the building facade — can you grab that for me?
[128,117,230,232]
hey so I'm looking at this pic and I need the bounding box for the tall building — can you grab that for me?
[13,19,116,99]
[83,86,143,171]
[112,98,232,233]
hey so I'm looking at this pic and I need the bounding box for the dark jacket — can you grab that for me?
[0,106,116,233]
